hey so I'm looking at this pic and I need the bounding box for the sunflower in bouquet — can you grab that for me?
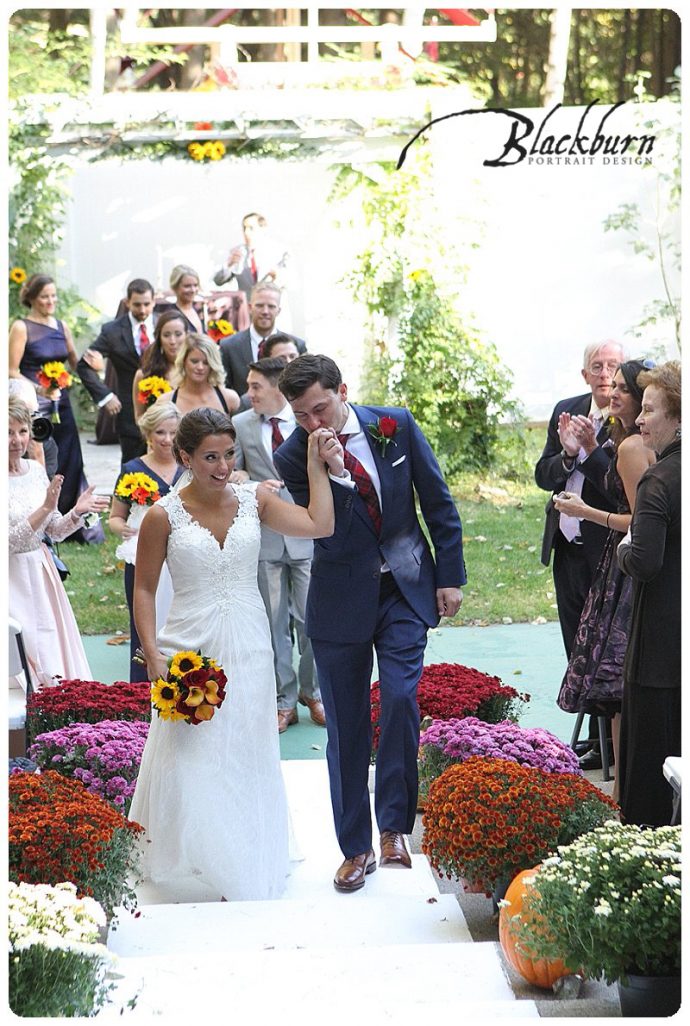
[206,319,235,343]
[37,361,74,423]
[151,650,228,725]
[115,471,161,506]
[137,375,173,408]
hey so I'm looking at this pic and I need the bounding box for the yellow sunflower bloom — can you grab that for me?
[10,267,27,284]
[188,142,205,161]
[151,678,181,718]
[169,651,203,677]
[216,319,234,335]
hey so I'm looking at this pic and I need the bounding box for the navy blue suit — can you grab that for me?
[275,404,465,856]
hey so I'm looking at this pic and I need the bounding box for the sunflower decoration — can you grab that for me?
[206,318,235,343]
[37,361,74,423]
[137,375,173,408]
[152,650,228,725]
[114,471,161,506]
[10,267,27,285]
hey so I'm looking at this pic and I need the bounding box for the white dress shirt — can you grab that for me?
[261,403,296,460]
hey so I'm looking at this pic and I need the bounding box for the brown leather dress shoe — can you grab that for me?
[298,692,326,726]
[277,708,298,733]
[333,849,376,892]
[379,830,412,868]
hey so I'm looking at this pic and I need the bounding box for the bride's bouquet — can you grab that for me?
[151,650,228,725]
[137,375,172,409]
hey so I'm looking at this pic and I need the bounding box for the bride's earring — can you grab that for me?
[675,425,681,440]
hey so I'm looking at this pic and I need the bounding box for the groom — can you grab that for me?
[275,355,465,892]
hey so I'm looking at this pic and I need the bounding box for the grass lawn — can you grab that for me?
[65,427,556,636]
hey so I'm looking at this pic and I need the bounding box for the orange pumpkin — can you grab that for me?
[498,865,571,990]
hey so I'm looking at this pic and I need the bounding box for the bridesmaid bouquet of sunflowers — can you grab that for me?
[115,471,161,506]
[137,375,172,408]
[37,361,73,422]
[151,650,228,725]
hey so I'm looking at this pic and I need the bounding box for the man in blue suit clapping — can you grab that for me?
[275,354,466,892]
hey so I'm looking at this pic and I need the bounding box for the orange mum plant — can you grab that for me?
[422,756,618,894]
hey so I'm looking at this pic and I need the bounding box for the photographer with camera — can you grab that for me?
[8,397,109,686]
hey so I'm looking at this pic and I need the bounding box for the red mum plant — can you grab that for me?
[370,662,529,753]
[8,770,144,919]
[26,680,151,744]
[421,756,618,894]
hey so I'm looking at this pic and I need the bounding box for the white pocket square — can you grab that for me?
[391,454,407,467]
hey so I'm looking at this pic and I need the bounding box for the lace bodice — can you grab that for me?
[8,460,82,553]
[158,483,262,615]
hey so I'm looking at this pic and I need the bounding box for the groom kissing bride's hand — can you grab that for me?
[274,354,466,893]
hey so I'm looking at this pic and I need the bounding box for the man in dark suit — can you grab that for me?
[535,339,625,763]
[77,279,155,465]
[220,283,305,411]
[212,211,291,299]
[275,355,465,892]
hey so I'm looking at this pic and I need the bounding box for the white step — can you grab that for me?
[103,943,539,1021]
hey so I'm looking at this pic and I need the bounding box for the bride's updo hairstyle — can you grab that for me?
[173,407,236,463]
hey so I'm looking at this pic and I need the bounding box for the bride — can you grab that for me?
[129,407,339,900]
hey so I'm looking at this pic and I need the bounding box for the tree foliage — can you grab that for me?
[332,152,523,478]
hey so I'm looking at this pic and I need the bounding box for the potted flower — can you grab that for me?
[26,679,151,744]
[419,717,581,804]
[28,719,150,814]
[8,769,143,920]
[371,663,529,755]
[422,756,618,895]
[8,880,114,1017]
[506,822,681,1017]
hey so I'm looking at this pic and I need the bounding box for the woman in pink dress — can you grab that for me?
[8,397,109,686]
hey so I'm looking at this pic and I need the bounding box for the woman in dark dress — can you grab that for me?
[155,334,240,417]
[617,360,681,827]
[8,273,104,544]
[168,264,205,334]
[108,403,184,682]
[553,360,654,799]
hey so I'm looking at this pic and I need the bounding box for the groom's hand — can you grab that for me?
[437,587,462,618]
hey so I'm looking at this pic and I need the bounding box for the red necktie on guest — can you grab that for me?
[249,250,258,283]
[139,323,150,353]
[337,434,382,535]
[268,417,284,453]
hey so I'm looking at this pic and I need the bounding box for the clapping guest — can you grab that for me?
[8,397,109,685]
[156,334,240,416]
[108,403,184,682]
[617,361,681,827]
[132,311,187,421]
[169,264,205,334]
[9,274,102,542]
[553,360,655,799]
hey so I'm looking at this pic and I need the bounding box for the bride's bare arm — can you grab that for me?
[133,504,171,682]
[258,429,337,539]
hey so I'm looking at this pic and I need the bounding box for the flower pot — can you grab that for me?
[618,973,681,1018]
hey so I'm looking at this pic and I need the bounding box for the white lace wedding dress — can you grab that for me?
[128,483,291,900]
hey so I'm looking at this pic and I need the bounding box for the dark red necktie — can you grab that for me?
[249,250,258,282]
[139,323,150,351]
[268,417,284,452]
[337,434,381,534]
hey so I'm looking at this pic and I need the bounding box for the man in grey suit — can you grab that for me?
[233,356,325,733]
[220,283,306,411]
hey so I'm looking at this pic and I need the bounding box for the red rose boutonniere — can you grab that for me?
[368,416,398,457]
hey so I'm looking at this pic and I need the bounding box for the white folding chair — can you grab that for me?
[8,617,34,757]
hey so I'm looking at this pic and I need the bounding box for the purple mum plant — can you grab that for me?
[28,719,150,814]
[418,717,580,803]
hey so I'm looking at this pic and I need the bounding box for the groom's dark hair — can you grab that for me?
[278,353,342,401]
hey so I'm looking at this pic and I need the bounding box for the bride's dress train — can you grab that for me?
[129,483,291,900]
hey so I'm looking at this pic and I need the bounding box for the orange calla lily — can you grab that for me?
[184,686,206,707]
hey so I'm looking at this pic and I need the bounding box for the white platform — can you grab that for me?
[103,760,539,1021]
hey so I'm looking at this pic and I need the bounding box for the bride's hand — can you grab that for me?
[145,651,169,683]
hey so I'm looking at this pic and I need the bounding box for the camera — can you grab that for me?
[31,413,53,443]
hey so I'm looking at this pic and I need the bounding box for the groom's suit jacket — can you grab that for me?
[76,314,142,445]
[231,408,313,563]
[274,404,466,644]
